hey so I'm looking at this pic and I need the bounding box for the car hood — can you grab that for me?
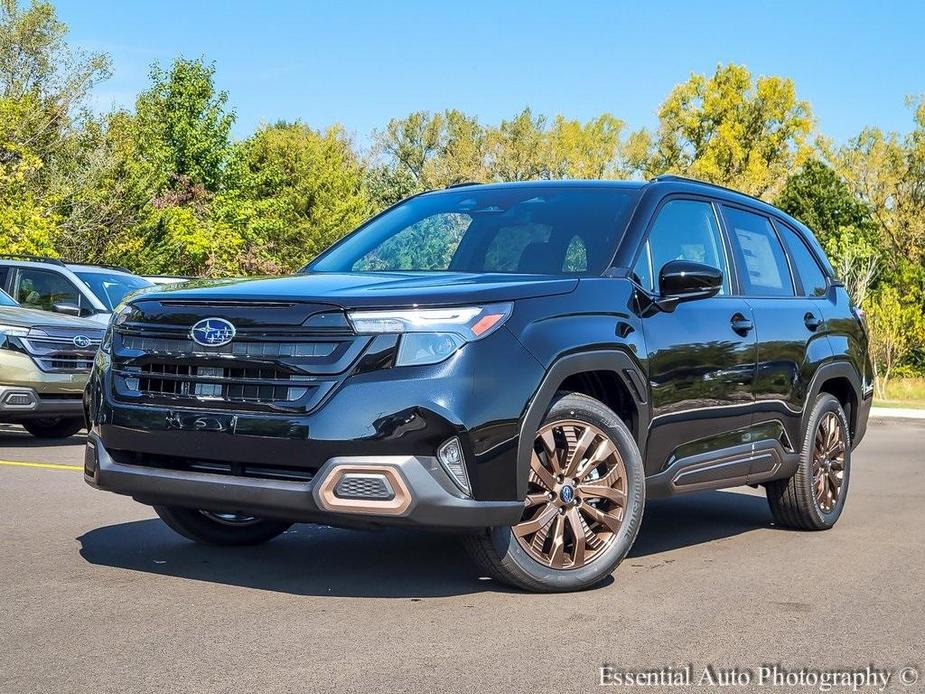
[0,305,104,332]
[128,272,579,308]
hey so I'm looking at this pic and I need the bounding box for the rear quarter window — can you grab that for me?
[775,222,829,297]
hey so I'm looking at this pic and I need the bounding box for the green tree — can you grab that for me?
[544,114,625,179]
[0,0,110,257]
[0,0,110,172]
[91,57,239,275]
[0,99,56,253]
[776,159,880,306]
[134,57,235,195]
[369,109,486,208]
[486,108,548,181]
[829,98,925,272]
[218,121,370,272]
[641,64,813,197]
[828,99,925,373]
[866,286,925,397]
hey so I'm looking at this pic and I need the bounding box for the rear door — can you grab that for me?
[719,205,833,451]
[633,197,758,475]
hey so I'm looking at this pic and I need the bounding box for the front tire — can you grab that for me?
[766,393,851,530]
[154,505,292,546]
[463,392,645,592]
[21,417,83,439]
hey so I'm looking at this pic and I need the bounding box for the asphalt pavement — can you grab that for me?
[1,418,922,693]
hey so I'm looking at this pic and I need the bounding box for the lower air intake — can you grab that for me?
[334,473,395,500]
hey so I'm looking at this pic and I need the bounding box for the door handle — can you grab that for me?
[730,313,753,336]
[804,312,822,331]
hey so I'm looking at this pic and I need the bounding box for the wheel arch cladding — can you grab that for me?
[516,350,649,500]
[804,362,861,442]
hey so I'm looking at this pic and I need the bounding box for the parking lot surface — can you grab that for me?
[1,418,923,693]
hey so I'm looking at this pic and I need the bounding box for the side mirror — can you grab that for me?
[654,260,723,311]
[52,301,82,317]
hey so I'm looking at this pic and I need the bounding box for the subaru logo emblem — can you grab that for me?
[73,335,92,349]
[190,318,236,347]
[559,484,575,504]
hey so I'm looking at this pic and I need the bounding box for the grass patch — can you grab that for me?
[874,377,925,409]
[873,399,925,410]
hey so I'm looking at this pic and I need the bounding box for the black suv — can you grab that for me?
[84,177,872,592]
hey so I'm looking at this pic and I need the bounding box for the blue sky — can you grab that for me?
[56,0,923,148]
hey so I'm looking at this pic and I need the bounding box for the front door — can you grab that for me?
[632,198,757,475]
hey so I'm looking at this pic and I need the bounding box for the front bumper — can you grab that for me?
[83,434,523,529]
[0,350,88,421]
[0,385,84,421]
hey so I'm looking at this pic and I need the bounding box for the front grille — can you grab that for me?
[122,362,315,404]
[120,334,338,359]
[110,307,368,413]
[21,333,102,373]
[108,448,315,483]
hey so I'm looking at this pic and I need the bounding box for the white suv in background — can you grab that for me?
[0,256,153,325]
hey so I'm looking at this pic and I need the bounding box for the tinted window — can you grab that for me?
[352,213,470,272]
[630,241,653,290]
[0,267,8,290]
[310,187,638,275]
[642,199,730,294]
[775,222,828,297]
[563,235,588,272]
[483,222,551,272]
[723,207,794,297]
[0,288,17,307]
[75,271,153,310]
[14,269,86,313]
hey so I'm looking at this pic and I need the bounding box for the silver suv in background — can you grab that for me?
[0,288,103,438]
[0,256,153,325]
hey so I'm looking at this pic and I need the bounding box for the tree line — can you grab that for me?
[0,1,923,392]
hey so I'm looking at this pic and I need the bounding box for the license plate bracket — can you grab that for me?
[165,411,237,433]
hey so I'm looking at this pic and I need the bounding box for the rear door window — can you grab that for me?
[722,207,794,297]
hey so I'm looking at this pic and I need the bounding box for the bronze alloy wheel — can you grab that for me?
[514,419,628,570]
[812,411,846,512]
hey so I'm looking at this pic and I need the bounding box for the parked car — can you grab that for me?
[83,176,873,592]
[0,288,104,438]
[0,256,153,325]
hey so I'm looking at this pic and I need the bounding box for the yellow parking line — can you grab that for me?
[0,459,83,471]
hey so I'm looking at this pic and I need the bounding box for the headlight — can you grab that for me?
[348,303,513,367]
[0,324,31,351]
[100,304,133,354]
[0,324,30,337]
[111,303,133,326]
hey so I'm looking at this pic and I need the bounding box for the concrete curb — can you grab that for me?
[869,407,925,420]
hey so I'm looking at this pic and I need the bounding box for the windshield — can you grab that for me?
[308,186,639,275]
[75,272,153,310]
[0,288,17,307]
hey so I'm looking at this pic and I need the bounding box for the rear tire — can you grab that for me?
[154,505,292,546]
[21,417,83,439]
[463,392,645,592]
[766,393,851,530]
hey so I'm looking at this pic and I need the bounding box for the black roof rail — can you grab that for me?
[0,254,66,266]
[445,181,483,189]
[650,174,767,204]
